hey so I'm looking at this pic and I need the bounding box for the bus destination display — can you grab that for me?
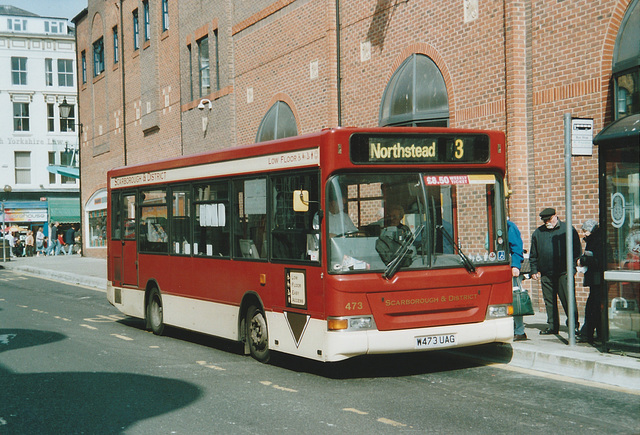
[350,133,490,164]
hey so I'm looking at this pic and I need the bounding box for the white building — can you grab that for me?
[0,5,80,241]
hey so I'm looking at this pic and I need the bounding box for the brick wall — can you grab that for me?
[78,0,634,313]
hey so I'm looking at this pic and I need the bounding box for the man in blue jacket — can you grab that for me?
[530,207,581,335]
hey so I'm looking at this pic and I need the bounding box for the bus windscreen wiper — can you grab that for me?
[383,224,424,279]
[436,225,476,274]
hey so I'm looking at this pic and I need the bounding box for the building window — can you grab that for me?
[45,58,54,86]
[15,152,31,184]
[198,37,210,97]
[213,29,220,91]
[612,0,639,119]
[81,51,87,84]
[162,0,169,31]
[48,152,57,184]
[44,21,64,34]
[93,37,105,76]
[379,53,449,127]
[143,1,150,41]
[60,151,76,184]
[47,103,55,132]
[113,26,119,63]
[13,102,29,131]
[89,209,107,247]
[11,57,27,85]
[58,59,74,87]
[256,101,297,142]
[133,9,140,50]
[60,104,76,132]
[188,44,193,101]
[7,18,27,32]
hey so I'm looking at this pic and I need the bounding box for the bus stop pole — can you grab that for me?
[564,113,576,346]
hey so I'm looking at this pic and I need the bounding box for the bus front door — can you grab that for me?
[121,193,138,287]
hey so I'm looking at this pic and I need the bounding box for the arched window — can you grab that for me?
[255,101,298,142]
[379,54,449,127]
[612,0,639,120]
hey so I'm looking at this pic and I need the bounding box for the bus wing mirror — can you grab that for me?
[293,190,309,212]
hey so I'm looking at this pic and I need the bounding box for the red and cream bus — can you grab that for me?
[107,127,513,362]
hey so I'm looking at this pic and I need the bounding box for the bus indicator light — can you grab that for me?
[328,318,348,331]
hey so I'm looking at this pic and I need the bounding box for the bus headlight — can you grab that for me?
[328,316,376,331]
[487,305,510,319]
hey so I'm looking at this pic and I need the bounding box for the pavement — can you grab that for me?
[1,254,639,392]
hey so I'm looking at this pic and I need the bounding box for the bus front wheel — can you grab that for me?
[246,305,270,363]
[147,288,165,336]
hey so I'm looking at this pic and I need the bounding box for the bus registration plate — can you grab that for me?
[415,334,456,349]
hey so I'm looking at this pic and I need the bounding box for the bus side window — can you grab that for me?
[193,181,230,257]
[271,172,319,262]
[171,188,191,255]
[234,178,267,259]
[139,189,168,253]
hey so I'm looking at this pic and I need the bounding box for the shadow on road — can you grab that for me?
[0,329,202,434]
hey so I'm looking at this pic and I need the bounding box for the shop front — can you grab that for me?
[594,114,640,355]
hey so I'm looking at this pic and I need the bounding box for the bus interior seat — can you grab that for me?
[239,239,260,258]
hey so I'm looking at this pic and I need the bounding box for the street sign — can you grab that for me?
[571,118,594,156]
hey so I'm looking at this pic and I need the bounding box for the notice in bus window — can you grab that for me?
[245,179,266,214]
[286,269,307,309]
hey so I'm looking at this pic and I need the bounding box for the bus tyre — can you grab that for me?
[246,305,270,363]
[147,288,165,336]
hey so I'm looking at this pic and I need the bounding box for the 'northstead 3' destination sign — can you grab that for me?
[350,133,490,164]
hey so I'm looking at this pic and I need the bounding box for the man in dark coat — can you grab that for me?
[64,225,76,255]
[530,207,581,335]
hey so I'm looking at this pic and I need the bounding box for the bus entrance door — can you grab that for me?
[121,193,138,287]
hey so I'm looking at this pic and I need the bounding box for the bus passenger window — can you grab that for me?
[171,188,191,255]
[139,189,168,253]
[271,172,319,261]
[234,178,267,259]
[193,181,230,257]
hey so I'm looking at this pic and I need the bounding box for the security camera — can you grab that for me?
[198,99,212,110]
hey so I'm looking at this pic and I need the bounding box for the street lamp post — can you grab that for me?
[1,199,5,263]
[58,97,84,256]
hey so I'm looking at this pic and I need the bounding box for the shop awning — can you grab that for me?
[47,165,80,179]
[47,197,80,223]
[593,114,640,148]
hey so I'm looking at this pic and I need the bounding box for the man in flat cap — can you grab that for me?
[529,207,581,335]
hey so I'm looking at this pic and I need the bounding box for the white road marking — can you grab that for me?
[377,417,407,427]
[342,408,369,415]
[111,334,133,341]
[259,380,297,393]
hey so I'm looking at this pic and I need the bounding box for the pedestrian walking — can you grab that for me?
[530,207,581,335]
[36,227,45,256]
[47,222,60,256]
[25,230,35,257]
[508,220,526,341]
[57,232,65,256]
[64,225,76,255]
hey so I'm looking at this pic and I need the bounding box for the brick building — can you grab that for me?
[74,0,639,314]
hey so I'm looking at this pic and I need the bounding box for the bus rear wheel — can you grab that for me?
[246,305,270,363]
[147,288,165,335]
